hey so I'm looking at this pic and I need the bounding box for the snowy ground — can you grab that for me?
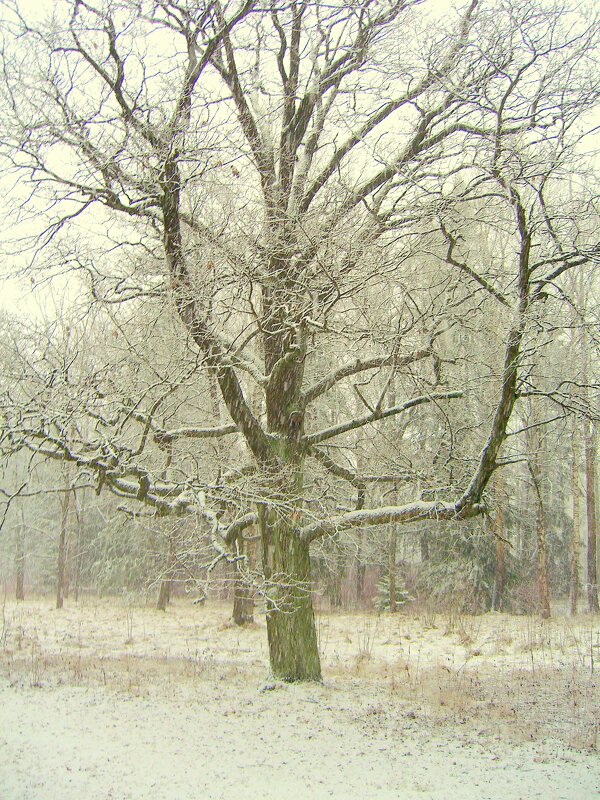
[0,598,599,799]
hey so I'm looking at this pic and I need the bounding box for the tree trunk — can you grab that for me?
[15,509,25,601]
[232,533,255,625]
[260,505,321,682]
[156,573,172,611]
[570,430,581,616]
[329,568,343,609]
[356,530,366,606]
[491,476,506,612]
[157,534,176,611]
[584,420,599,613]
[232,577,254,625]
[328,539,345,609]
[210,368,257,624]
[536,514,551,618]
[388,525,398,613]
[528,460,551,619]
[73,489,85,603]
[492,535,506,612]
[56,478,71,610]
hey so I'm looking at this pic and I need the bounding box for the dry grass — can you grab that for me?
[1,596,598,750]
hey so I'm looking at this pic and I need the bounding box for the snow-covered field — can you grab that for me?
[1,598,598,799]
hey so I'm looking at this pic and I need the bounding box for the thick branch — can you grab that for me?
[457,185,531,509]
[155,423,238,445]
[300,500,483,543]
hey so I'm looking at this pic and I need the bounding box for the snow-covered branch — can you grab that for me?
[304,391,463,445]
[300,500,483,543]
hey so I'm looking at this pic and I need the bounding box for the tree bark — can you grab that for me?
[260,504,321,681]
[584,420,599,613]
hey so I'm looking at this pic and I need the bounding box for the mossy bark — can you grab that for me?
[260,505,321,682]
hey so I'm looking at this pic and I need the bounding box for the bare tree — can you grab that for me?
[1,0,599,679]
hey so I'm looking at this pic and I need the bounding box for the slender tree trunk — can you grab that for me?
[535,505,551,619]
[570,429,581,616]
[56,475,71,610]
[259,504,321,682]
[156,574,172,611]
[62,527,71,599]
[528,461,551,619]
[157,534,176,611]
[245,533,257,619]
[584,420,599,613]
[388,525,398,613]
[15,508,25,601]
[492,535,506,612]
[73,488,86,603]
[232,533,255,625]
[356,530,366,606]
[329,569,342,609]
[491,474,506,612]
[328,539,345,609]
[210,368,257,623]
[232,577,254,624]
[386,398,400,614]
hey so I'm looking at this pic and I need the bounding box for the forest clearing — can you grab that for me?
[1,597,599,799]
